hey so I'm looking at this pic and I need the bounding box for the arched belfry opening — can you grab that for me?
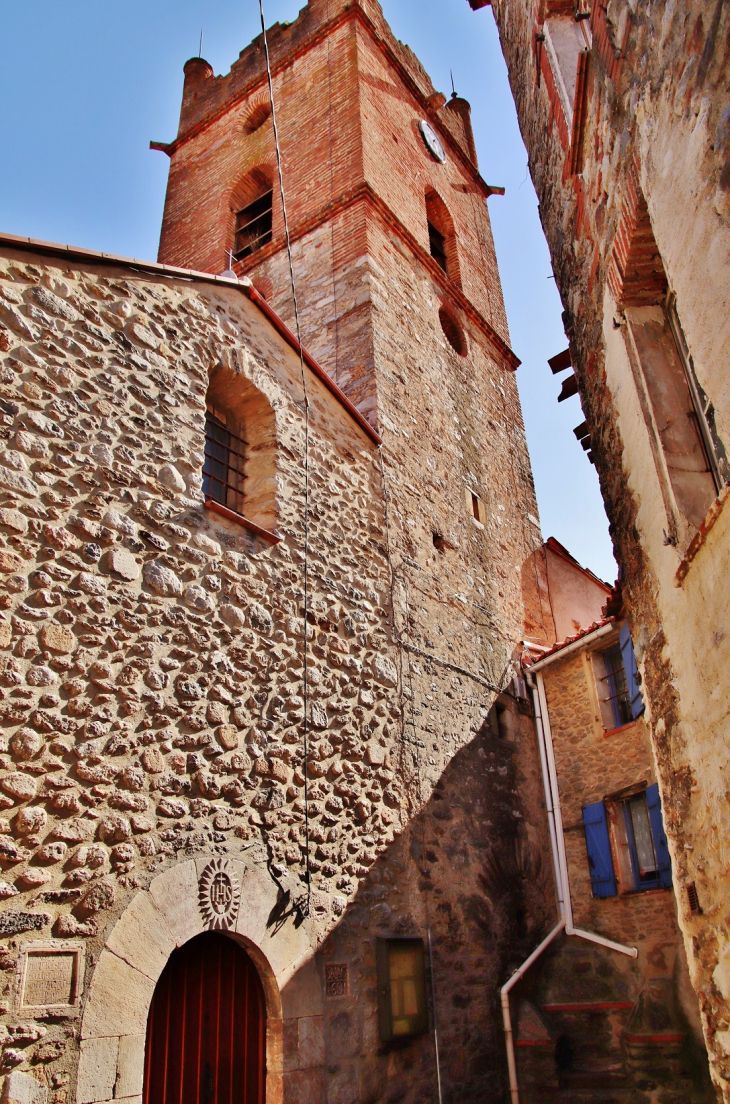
[425,189,461,288]
[143,932,266,1104]
[230,167,274,262]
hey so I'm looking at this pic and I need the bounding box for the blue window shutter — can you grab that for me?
[619,623,644,720]
[582,801,617,897]
[646,783,672,888]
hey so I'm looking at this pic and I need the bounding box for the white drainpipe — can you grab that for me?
[499,649,637,1104]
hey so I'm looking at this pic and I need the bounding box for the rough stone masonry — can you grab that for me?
[0,0,563,1099]
[0,234,552,1104]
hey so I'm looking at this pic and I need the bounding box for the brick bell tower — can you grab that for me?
[153,1,556,1095]
[154,0,521,431]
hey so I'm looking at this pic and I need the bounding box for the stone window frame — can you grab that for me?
[464,485,487,528]
[203,362,279,540]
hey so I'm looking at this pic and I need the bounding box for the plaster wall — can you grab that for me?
[481,0,730,1092]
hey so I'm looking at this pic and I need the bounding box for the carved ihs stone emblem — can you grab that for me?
[198,858,241,931]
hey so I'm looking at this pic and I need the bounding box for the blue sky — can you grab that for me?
[0,0,616,583]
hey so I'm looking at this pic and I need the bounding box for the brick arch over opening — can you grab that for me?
[243,93,273,136]
[425,188,462,289]
[76,858,314,1104]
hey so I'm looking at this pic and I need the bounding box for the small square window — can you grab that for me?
[465,487,485,525]
[376,938,428,1042]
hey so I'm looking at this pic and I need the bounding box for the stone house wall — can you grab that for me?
[542,648,678,951]
[475,0,730,1094]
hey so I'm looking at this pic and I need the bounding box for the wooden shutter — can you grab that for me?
[619,622,644,720]
[582,801,617,897]
[646,783,672,889]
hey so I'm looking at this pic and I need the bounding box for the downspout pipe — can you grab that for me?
[499,661,637,1104]
[501,919,565,1104]
[529,666,638,957]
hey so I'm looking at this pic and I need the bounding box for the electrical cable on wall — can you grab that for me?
[258,0,312,914]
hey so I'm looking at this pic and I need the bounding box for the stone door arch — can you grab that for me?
[76,857,314,1104]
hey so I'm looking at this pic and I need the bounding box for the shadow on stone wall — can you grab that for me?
[277,707,555,1104]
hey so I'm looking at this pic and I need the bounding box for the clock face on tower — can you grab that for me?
[418,119,446,163]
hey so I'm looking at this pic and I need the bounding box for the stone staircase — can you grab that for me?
[511,946,714,1103]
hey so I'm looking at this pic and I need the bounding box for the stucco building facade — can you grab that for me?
[0,1,565,1101]
[467,0,730,1097]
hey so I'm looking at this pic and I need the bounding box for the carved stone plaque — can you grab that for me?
[17,942,84,1014]
[325,963,348,1000]
[199,858,241,931]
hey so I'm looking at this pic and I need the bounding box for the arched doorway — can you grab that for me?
[143,932,266,1104]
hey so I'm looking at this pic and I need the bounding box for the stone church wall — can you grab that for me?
[0,242,553,1103]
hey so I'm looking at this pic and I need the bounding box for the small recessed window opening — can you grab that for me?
[471,492,480,520]
[432,531,446,553]
[425,189,460,287]
[439,306,467,357]
[234,190,273,260]
[428,221,447,273]
[687,881,701,914]
[203,408,246,515]
[376,938,428,1042]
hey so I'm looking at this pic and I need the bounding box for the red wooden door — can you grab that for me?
[143,932,266,1104]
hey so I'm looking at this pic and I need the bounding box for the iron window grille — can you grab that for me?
[599,644,632,729]
[203,410,246,515]
[234,190,273,260]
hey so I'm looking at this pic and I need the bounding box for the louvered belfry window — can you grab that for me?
[234,190,273,259]
[203,409,246,515]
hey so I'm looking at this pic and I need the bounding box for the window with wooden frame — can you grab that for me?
[376,938,428,1042]
[583,784,672,898]
[610,170,728,545]
[591,624,643,731]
